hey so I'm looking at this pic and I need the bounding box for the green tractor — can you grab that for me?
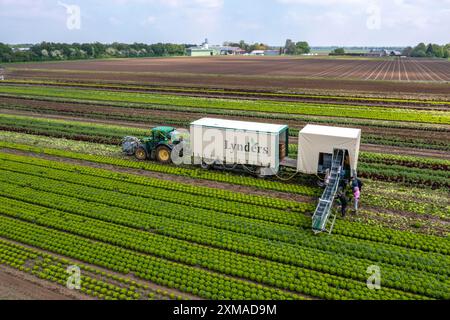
[122,126,184,164]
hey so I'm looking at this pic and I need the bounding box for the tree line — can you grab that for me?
[222,39,310,55]
[402,43,450,58]
[0,42,190,63]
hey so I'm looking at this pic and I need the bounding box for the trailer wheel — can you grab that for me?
[201,161,212,170]
[135,146,147,160]
[156,146,171,164]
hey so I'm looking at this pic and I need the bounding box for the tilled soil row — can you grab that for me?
[6,68,450,96]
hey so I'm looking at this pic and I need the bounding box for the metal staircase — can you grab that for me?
[312,149,345,234]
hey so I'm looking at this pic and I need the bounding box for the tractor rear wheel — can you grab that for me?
[156,146,171,164]
[135,146,148,160]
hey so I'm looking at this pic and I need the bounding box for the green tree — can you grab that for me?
[295,41,310,54]
[411,43,427,57]
[443,44,450,58]
[426,43,434,56]
[331,48,345,55]
[0,43,13,62]
[284,39,295,55]
[431,44,443,58]
[238,40,248,51]
[402,46,413,57]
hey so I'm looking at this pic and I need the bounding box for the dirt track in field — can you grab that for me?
[6,56,450,95]
[0,265,87,300]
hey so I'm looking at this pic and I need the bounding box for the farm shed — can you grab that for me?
[187,48,219,56]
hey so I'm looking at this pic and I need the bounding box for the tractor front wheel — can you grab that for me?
[156,146,171,164]
[135,146,148,160]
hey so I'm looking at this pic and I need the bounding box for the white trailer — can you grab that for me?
[190,118,289,176]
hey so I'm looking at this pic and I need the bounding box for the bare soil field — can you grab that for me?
[6,56,450,95]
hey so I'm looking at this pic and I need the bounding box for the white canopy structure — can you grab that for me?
[297,125,361,174]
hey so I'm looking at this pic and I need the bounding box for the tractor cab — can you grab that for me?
[133,126,185,164]
[145,126,175,145]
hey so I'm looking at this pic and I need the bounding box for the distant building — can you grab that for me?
[187,38,219,56]
[187,48,219,56]
[365,49,387,57]
[264,50,280,56]
[250,50,265,56]
[12,47,30,52]
[365,49,402,57]
[220,46,246,55]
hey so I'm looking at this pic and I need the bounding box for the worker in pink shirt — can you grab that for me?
[353,186,360,213]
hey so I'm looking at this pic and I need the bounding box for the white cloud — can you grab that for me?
[0,0,63,21]
[140,15,156,26]
[108,0,223,9]
[109,16,123,26]
[277,0,364,5]
[281,0,450,39]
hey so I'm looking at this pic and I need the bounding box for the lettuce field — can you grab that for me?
[0,59,448,301]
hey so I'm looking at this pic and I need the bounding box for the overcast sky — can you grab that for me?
[0,0,449,46]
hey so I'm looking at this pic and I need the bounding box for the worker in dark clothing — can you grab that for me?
[337,191,348,218]
[339,173,348,189]
[351,177,363,191]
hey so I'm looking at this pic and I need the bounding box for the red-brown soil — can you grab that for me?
[5,56,450,95]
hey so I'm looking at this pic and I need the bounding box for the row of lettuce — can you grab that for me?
[0,106,447,151]
[0,239,181,300]
[0,85,448,124]
[3,79,450,107]
[0,114,447,188]
[0,153,448,299]
[0,133,447,219]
